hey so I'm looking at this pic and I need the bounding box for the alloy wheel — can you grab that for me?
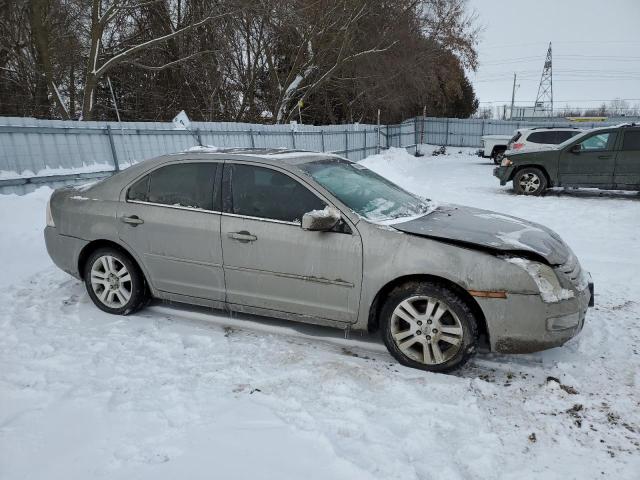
[90,255,132,308]
[519,172,541,193]
[390,295,464,365]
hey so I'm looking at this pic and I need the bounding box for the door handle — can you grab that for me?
[228,231,257,243]
[121,215,144,226]
[597,155,612,159]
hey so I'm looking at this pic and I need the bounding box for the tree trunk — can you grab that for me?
[81,74,97,120]
[30,0,70,119]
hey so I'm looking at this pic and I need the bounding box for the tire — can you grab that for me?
[83,247,147,315]
[381,282,478,373]
[513,167,548,196]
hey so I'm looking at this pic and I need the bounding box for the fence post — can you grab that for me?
[414,116,418,147]
[445,118,450,146]
[106,125,120,172]
[321,129,326,152]
[376,109,381,154]
[196,128,203,146]
[249,128,255,148]
[345,128,349,156]
[291,128,296,149]
[363,129,367,158]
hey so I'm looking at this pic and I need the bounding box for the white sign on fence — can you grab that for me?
[172,110,191,130]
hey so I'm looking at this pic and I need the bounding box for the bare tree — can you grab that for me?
[264,0,396,123]
[78,0,232,119]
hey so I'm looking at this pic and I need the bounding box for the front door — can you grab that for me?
[559,131,617,186]
[614,129,640,188]
[220,162,362,324]
[117,161,226,303]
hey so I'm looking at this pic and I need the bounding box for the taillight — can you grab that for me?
[513,143,524,150]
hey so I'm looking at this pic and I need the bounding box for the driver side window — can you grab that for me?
[224,164,325,223]
[577,133,613,152]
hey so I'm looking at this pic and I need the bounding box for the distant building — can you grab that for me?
[511,106,550,120]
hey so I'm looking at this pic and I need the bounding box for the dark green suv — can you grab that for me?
[494,124,640,195]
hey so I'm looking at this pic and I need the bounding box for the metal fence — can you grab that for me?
[0,115,632,194]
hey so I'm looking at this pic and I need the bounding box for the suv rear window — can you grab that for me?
[527,130,579,145]
[527,131,556,144]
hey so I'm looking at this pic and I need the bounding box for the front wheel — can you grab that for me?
[513,167,547,196]
[83,247,147,315]
[381,282,478,373]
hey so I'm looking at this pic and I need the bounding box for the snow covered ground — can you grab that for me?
[1,146,639,479]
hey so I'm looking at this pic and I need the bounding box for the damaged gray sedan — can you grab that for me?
[44,149,594,372]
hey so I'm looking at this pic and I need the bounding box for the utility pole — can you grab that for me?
[510,73,517,120]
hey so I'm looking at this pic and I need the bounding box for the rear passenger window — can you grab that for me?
[622,131,640,150]
[527,132,555,144]
[127,163,217,210]
[127,176,149,201]
[225,164,325,222]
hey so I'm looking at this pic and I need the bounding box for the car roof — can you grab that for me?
[85,148,348,200]
[517,126,581,134]
[170,147,345,167]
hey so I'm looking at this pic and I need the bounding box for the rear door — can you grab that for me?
[558,131,617,186]
[220,162,363,324]
[614,129,640,188]
[118,161,226,303]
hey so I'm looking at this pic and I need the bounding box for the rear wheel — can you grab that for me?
[513,167,547,196]
[83,247,147,315]
[381,282,478,373]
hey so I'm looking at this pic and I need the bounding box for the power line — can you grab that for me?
[478,98,640,104]
[480,40,640,49]
[482,55,640,66]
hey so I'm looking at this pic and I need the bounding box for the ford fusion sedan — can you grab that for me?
[45,148,593,372]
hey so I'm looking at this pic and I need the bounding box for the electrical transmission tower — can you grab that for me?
[533,42,553,117]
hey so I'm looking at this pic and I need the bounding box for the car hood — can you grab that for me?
[391,204,570,265]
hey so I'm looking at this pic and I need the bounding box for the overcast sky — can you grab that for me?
[466,0,640,112]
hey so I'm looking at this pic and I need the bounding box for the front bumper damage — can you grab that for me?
[493,165,515,186]
[476,278,593,354]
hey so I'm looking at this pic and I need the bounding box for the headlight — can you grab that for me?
[504,257,574,303]
[46,198,55,227]
[501,157,513,167]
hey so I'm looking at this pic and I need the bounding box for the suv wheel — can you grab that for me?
[84,247,147,315]
[513,167,547,196]
[381,282,478,373]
